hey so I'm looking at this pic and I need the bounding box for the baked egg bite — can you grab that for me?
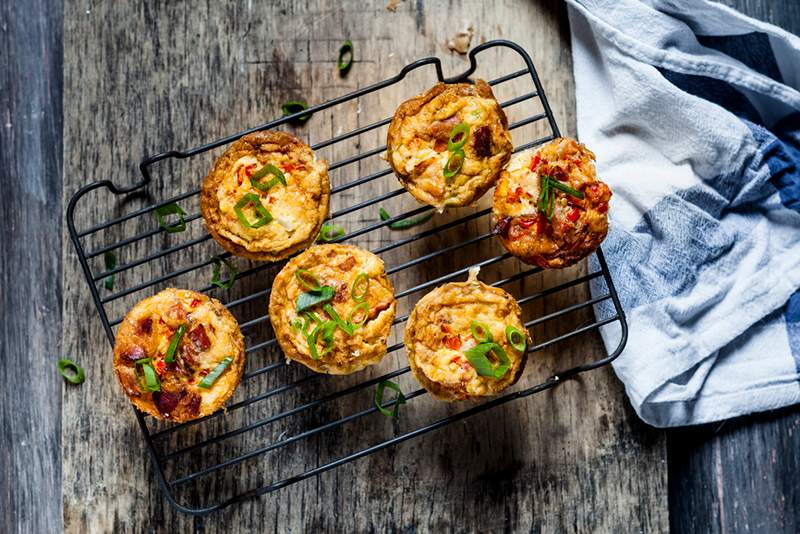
[269,244,397,374]
[113,288,245,422]
[492,137,612,269]
[201,130,330,261]
[386,80,513,210]
[404,268,529,401]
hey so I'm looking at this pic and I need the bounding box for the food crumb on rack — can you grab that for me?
[386,0,402,12]
[447,23,475,54]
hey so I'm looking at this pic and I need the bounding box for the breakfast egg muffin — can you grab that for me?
[113,288,245,422]
[404,268,529,401]
[269,244,397,374]
[386,80,513,210]
[492,137,612,269]
[201,130,330,261]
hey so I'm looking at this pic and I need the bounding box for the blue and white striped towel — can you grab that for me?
[565,0,800,426]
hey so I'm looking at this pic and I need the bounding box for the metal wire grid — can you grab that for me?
[66,40,628,516]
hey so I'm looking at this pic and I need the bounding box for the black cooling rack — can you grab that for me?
[66,40,628,516]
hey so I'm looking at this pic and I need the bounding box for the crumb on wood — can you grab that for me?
[386,0,402,12]
[447,23,475,55]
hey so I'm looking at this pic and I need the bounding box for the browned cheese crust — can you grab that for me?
[201,130,330,261]
[113,288,245,422]
[386,80,513,210]
[269,244,397,374]
[492,137,612,269]
[404,271,529,401]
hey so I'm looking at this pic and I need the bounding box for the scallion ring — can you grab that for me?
[234,193,273,229]
[470,320,493,343]
[351,272,369,302]
[463,342,511,379]
[57,358,85,385]
[165,324,187,364]
[317,223,345,242]
[337,40,354,73]
[198,357,233,389]
[505,325,527,353]
[291,318,304,330]
[447,122,470,151]
[374,380,406,418]
[295,269,322,292]
[307,320,337,360]
[211,256,237,289]
[282,100,312,122]
[348,302,370,327]
[443,149,465,180]
[154,203,187,233]
[250,163,286,192]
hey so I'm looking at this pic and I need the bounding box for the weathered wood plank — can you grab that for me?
[0,0,63,533]
[61,0,667,532]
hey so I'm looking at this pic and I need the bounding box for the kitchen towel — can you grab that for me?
[565,0,800,426]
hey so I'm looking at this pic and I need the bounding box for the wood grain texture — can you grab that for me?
[0,0,63,533]
[61,1,668,532]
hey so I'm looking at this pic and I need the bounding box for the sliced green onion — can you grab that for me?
[282,100,312,122]
[505,325,527,353]
[57,358,85,385]
[103,251,117,290]
[374,380,406,417]
[306,311,323,325]
[463,342,511,379]
[443,149,465,180]
[291,318,304,330]
[548,179,585,199]
[250,163,286,192]
[351,273,369,302]
[308,320,337,360]
[470,321,493,343]
[548,184,555,219]
[198,357,233,388]
[164,324,187,364]
[378,207,434,230]
[296,285,335,312]
[323,303,355,336]
[537,175,550,212]
[295,269,322,292]
[337,40,353,73]
[140,361,161,392]
[134,357,152,365]
[234,193,273,229]
[348,302,370,326]
[317,223,345,242]
[447,122,470,151]
[155,203,187,233]
[211,256,237,289]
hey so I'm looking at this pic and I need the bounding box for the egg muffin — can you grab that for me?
[113,288,245,422]
[269,244,396,374]
[404,268,529,401]
[201,130,330,261]
[386,80,513,210]
[492,137,612,269]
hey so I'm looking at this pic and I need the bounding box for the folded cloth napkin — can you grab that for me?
[565,0,800,426]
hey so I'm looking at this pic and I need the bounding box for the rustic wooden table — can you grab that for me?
[2,1,798,533]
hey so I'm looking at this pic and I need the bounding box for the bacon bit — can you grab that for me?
[536,214,548,235]
[154,390,185,415]
[190,298,202,309]
[138,317,153,335]
[538,164,551,176]
[198,369,209,376]
[185,393,201,417]
[507,187,524,203]
[567,196,585,208]
[368,301,391,319]
[552,167,568,182]
[443,334,461,350]
[472,126,492,158]
[268,196,275,204]
[492,216,512,237]
[530,153,541,171]
[188,325,211,351]
[433,138,448,153]
[334,283,348,303]
[518,216,538,229]
[121,345,146,363]
[428,115,460,141]
[440,323,452,333]
[597,202,609,214]
[337,256,357,272]
[281,162,305,173]
[567,208,581,223]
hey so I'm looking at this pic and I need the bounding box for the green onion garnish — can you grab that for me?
[165,324,187,364]
[374,380,406,417]
[548,179,585,199]
[282,100,312,122]
[295,269,322,292]
[537,175,584,221]
[447,122,470,151]
[348,302,369,326]
[463,342,511,379]
[140,361,160,392]
[155,203,188,233]
[198,356,233,388]
[351,272,369,302]
[234,193,273,228]
[337,40,354,73]
[323,303,355,335]
[103,251,117,290]
[250,163,286,192]
[378,207,434,230]
[291,318,304,330]
[470,321,493,343]
[443,149,465,180]
[505,325,527,353]
[57,358,85,385]
[296,285,335,312]
[308,320,337,360]
[317,223,345,242]
[211,256,237,289]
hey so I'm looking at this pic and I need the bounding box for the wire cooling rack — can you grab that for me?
[66,40,627,516]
